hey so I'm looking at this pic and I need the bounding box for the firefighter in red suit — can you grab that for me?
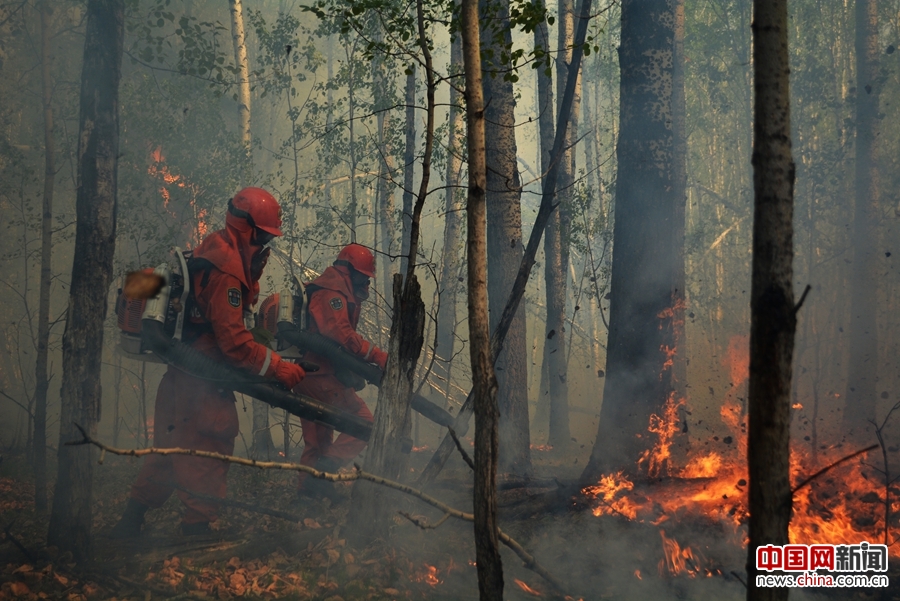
[295,243,387,500]
[111,188,307,537]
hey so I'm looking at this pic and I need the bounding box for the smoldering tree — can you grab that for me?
[583,0,682,480]
[746,0,796,598]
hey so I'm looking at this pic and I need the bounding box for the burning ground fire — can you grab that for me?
[583,333,898,579]
[411,564,442,586]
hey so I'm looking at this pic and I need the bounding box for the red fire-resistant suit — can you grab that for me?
[129,218,301,525]
[294,265,387,489]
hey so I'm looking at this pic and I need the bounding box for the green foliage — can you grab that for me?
[125,0,242,94]
[118,69,243,267]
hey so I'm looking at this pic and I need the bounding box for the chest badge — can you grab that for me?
[330,297,344,310]
[227,287,242,308]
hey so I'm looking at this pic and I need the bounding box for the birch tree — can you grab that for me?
[231,0,273,458]
[480,0,531,477]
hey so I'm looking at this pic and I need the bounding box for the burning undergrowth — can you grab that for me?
[578,396,898,590]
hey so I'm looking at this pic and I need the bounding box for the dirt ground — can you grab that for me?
[1,448,899,600]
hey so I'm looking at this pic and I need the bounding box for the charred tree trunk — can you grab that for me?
[582,0,678,479]
[33,0,55,513]
[353,274,424,538]
[671,0,688,398]
[47,0,123,561]
[480,0,531,477]
[399,68,416,279]
[435,34,465,402]
[461,0,502,596]
[843,0,879,435]
[746,1,796,599]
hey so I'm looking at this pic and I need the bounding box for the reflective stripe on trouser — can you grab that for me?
[293,374,374,489]
[130,366,239,525]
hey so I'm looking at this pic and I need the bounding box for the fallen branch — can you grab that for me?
[69,425,570,596]
[3,520,37,563]
[447,427,475,470]
[791,444,878,494]
[398,511,451,530]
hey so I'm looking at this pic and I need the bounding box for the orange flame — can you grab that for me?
[148,146,206,245]
[514,579,542,596]
[530,444,554,451]
[724,335,750,388]
[412,564,441,587]
[637,392,684,477]
[659,530,705,577]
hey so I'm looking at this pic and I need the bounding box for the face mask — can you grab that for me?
[253,229,276,248]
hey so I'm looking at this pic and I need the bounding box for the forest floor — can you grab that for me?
[1,447,899,600]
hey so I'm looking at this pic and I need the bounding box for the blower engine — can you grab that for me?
[115,248,192,363]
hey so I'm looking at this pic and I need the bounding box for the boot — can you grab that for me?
[299,457,342,502]
[181,522,211,536]
[108,499,149,539]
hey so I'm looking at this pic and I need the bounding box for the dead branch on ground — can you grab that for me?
[68,424,570,596]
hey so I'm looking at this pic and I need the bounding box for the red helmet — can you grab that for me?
[228,187,283,236]
[336,243,375,278]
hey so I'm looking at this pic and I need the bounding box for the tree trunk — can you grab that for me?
[842,0,879,435]
[435,34,465,402]
[347,43,358,242]
[400,68,416,278]
[229,0,252,179]
[460,0,502,597]
[47,0,124,562]
[353,274,424,538]
[534,17,555,437]
[373,29,396,291]
[33,0,55,513]
[542,0,578,449]
[417,0,593,489]
[582,0,678,480]
[746,2,796,599]
[231,0,273,457]
[480,0,531,477]
[671,0,688,398]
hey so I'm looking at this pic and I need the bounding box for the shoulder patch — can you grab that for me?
[227,287,242,308]
[329,297,344,311]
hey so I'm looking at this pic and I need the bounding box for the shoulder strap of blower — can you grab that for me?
[181,249,216,343]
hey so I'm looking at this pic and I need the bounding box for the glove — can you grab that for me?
[274,359,305,390]
[250,247,270,282]
[371,347,388,371]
